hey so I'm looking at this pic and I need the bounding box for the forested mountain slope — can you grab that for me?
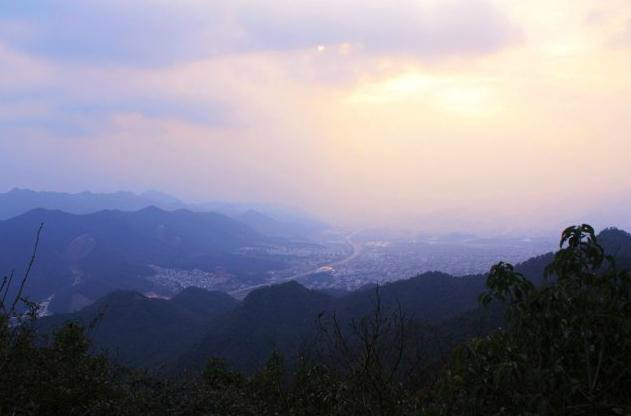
[38,228,631,373]
[0,207,274,313]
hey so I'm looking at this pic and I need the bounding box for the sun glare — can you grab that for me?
[348,72,495,117]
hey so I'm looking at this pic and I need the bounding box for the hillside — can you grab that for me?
[0,207,277,312]
[38,287,239,367]
[35,227,631,373]
[181,281,333,373]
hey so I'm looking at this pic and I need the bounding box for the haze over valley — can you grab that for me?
[0,188,561,313]
[1,1,630,414]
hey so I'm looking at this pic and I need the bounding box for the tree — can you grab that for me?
[426,225,631,415]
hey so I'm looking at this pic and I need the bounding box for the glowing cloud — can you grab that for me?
[0,0,629,233]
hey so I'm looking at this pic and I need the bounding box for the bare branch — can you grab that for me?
[1,269,15,312]
[10,223,44,317]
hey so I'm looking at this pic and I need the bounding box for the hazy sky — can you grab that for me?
[1,0,629,232]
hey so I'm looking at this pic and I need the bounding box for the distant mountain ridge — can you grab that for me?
[0,188,187,220]
[0,188,327,239]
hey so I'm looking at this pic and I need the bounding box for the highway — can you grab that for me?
[230,232,362,298]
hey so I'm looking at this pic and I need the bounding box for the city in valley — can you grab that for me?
[146,229,556,298]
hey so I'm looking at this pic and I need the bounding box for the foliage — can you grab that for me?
[425,225,631,415]
[1,224,630,415]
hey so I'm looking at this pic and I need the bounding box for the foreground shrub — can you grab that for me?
[425,225,631,415]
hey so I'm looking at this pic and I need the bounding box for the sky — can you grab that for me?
[1,0,629,233]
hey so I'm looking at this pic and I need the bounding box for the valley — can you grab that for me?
[143,228,555,298]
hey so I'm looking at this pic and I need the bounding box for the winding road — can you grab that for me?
[230,232,362,297]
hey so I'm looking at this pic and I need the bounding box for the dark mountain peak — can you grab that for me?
[38,287,225,368]
[71,290,158,319]
[337,270,485,324]
[182,280,334,373]
[396,271,457,286]
[135,205,167,215]
[242,280,332,316]
[170,287,239,317]
[244,280,307,300]
[12,207,71,221]
[93,290,148,307]
[172,286,237,302]
[598,226,631,241]
[597,226,631,270]
[276,279,304,290]
[139,204,165,212]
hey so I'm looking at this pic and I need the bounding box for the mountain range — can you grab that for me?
[37,227,631,374]
[3,188,629,376]
[0,206,283,313]
[0,188,327,239]
[0,188,186,220]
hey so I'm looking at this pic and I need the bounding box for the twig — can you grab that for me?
[0,274,7,311]
[1,269,15,310]
[10,223,43,316]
